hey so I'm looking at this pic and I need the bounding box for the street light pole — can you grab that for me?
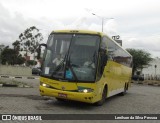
[102,18,104,32]
[155,65,157,79]
[92,13,114,32]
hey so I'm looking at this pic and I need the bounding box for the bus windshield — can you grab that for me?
[41,33,100,82]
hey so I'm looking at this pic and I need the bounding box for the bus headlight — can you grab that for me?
[42,83,47,87]
[40,82,50,88]
[78,88,93,93]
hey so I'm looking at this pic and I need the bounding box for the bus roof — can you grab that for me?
[51,30,103,36]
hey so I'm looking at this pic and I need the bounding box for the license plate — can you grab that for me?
[58,93,67,98]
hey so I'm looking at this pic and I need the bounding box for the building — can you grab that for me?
[20,51,41,67]
[142,58,160,80]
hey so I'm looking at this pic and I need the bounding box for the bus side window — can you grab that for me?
[107,38,116,60]
[100,49,108,74]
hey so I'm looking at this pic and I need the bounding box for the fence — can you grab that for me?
[144,74,160,81]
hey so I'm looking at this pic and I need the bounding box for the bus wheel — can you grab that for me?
[95,87,107,106]
[119,84,127,96]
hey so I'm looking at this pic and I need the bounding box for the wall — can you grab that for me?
[0,65,32,76]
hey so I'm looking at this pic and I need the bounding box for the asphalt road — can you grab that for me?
[0,77,160,123]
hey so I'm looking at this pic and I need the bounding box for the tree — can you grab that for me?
[126,48,153,75]
[0,44,5,64]
[0,44,5,51]
[12,40,21,53]
[26,60,37,66]
[1,46,25,65]
[19,26,43,61]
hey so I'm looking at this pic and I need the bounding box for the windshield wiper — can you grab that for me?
[66,55,78,81]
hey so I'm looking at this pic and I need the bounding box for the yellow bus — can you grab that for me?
[38,30,132,105]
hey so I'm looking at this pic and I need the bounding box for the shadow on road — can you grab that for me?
[40,94,125,110]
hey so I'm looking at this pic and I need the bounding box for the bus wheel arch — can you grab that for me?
[95,84,108,106]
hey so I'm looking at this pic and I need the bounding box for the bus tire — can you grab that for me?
[119,83,127,96]
[95,87,107,106]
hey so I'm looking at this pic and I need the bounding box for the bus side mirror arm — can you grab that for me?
[37,43,47,60]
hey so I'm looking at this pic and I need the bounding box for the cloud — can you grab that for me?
[122,34,160,57]
[0,3,33,46]
[0,2,67,46]
[0,0,160,58]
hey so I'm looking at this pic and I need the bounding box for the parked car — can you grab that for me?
[32,67,41,75]
[132,74,144,81]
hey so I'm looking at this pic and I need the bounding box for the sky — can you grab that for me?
[0,0,160,58]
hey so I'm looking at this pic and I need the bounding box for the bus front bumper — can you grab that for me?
[39,85,98,103]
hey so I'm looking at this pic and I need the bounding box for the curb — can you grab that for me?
[0,75,39,80]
